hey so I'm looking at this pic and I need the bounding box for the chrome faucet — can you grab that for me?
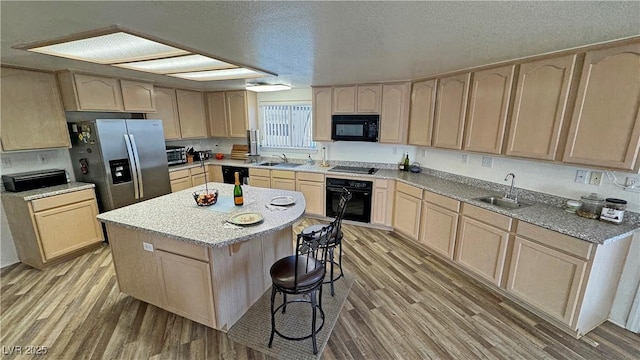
[275,154,288,163]
[504,173,517,202]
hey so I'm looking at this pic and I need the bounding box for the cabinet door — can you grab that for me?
[271,178,296,191]
[74,74,124,111]
[507,236,588,326]
[333,86,356,114]
[191,173,206,187]
[209,165,223,183]
[372,179,395,227]
[419,202,458,259]
[433,73,471,150]
[393,192,421,241]
[170,177,192,192]
[506,55,577,160]
[408,79,437,146]
[379,83,411,144]
[207,92,228,137]
[563,43,640,171]
[297,180,324,216]
[250,176,271,188]
[464,65,515,154]
[455,217,509,286]
[357,85,381,113]
[120,80,155,112]
[312,87,333,141]
[157,250,216,327]
[33,199,103,261]
[176,90,207,139]
[0,68,70,150]
[154,87,181,140]
[225,91,249,138]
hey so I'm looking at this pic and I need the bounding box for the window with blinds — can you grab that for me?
[260,104,316,149]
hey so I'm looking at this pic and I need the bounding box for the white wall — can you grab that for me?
[0,149,75,268]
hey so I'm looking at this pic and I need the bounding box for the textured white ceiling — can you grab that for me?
[1,1,639,91]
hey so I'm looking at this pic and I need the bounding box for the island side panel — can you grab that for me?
[210,226,294,331]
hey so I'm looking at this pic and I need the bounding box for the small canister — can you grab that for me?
[600,198,627,224]
[577,193,605,219]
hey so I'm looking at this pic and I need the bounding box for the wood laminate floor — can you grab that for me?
[1,218,638,359]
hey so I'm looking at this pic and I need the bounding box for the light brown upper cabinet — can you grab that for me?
[379,82,411,144]
[153,87,181,140]
[506,55,577,160]
[176,90,207,139]
[1,67,70,151]
[57,71,156,113]
[207,91,257,138]
[120,80,156,112]
[463,65,515,154]
[312,87,332,141]
[432,73,471,150]
[563,43,640,171]
[408,79,437,146]
[356,85,382,113]
[332,86,356,113]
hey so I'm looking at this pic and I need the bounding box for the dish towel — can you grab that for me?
[264,204,288,211]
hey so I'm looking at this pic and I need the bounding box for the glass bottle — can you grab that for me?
[403,153,410,172]
[234,172,243,206]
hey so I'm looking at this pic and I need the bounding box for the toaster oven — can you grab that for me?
[166,146,187,165]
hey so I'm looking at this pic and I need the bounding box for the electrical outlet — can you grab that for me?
[625,176,640,187]
[38,153,48,164]
[461,154,468,164]
[421,149,427,157]
[1,158,11,168]
[589,171,603,186]
[481,156,493,168]
[392,147,398,154]
[575,170,589,184]
[142,242,154,252]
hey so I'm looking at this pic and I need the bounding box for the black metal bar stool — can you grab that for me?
[301,187,352,296]
[268,223,333,354]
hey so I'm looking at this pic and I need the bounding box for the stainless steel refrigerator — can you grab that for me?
[68,117,171,212]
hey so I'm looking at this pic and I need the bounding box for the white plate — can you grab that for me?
[270,196,295,206]
[227,212,264,226]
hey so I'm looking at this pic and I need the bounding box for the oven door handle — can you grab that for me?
[327,186,370,194]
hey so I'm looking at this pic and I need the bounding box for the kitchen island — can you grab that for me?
[97,183,306,331]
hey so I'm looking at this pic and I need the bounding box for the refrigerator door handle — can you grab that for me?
[124,134,140,199]
[128,134,144,198]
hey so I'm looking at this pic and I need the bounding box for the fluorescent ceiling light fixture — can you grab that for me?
[114,54,236,74]
[246,84,292,92]
[28,32,188,64]
[18,26,276,82]
[170,68,266,81]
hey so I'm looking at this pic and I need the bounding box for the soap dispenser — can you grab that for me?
[306,154,314,165]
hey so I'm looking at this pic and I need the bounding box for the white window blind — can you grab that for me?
[260,104,315,149]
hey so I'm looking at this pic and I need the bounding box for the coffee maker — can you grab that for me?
[246,129,260,163]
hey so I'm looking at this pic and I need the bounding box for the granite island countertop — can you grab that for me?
[0,182,95,201]
[97,183,306,248]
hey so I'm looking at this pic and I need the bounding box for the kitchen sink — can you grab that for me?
[475,196,533,210]
[257,162,302,168]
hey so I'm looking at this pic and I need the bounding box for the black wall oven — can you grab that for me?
[326,177,372,223]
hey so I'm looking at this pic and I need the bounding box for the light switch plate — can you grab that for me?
[143,242,154,252]
[575,170,589,184]
[481,157,493,168]
[462,154,468,164]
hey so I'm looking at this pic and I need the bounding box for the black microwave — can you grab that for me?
[331,115,379,142]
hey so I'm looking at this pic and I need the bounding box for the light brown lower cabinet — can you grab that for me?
[454,205,513,286]
[392,182,423,240]
[270,170,296,191]
[2,188,104,269]
[296,172,325,216]
[169,169,192,192]
[209,165,223,183]
[371,179,395,227]
[190,167,207,187]
[249,168,271,188]
[418,192,460,259]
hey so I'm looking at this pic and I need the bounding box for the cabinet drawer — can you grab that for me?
[517,222,593,260]
[424,191,460,212]
[271,170,296,179]
[189,167,206,176]
[297,172,324,182]
[169,169,190,180]
[251,168,270,177]
[462,203,513,231]
[154,236,210,262]
[31,189,95,212]
[396,181,423,199]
